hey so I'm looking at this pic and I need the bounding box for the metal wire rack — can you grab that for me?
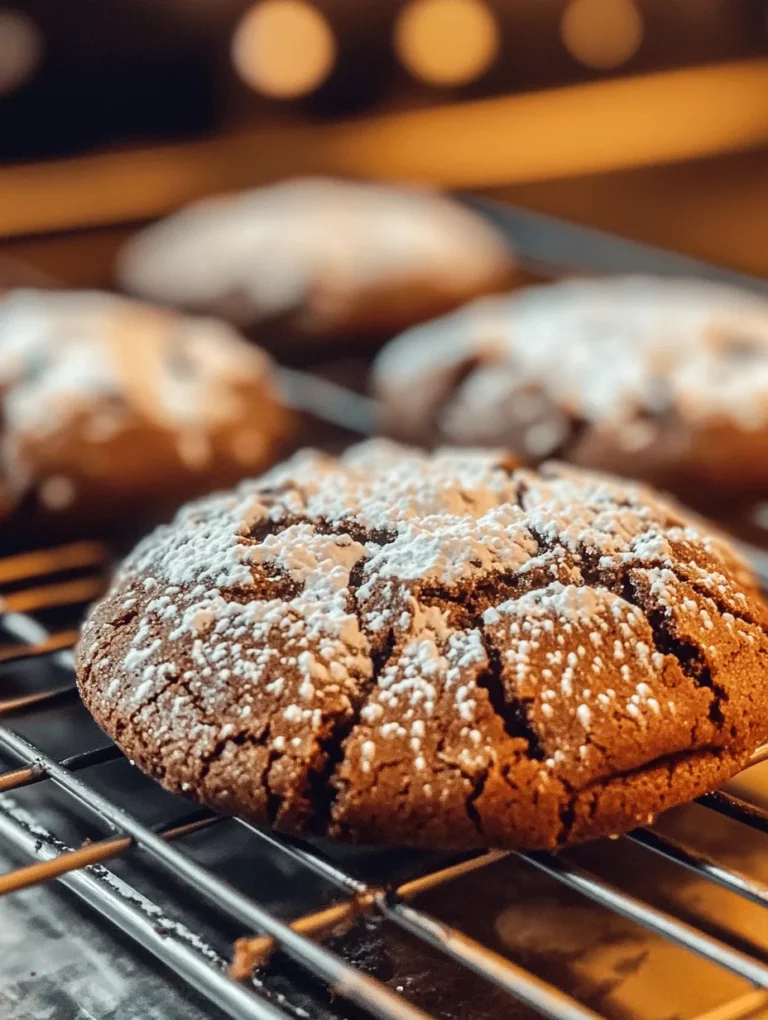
[1,540,768,1020]
[4,200,768,1019]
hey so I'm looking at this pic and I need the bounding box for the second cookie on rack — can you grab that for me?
[0,289,295,537]
[116,178,516,350]
[373,276,768,509]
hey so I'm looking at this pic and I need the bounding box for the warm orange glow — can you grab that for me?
[395,0,499,86]
[561,0,643,70]
[322,60,768,186]
[2,60,768,238]
[231,0,336,98]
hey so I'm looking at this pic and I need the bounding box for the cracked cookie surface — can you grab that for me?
[77,440,768,849]
[373,276,768,507]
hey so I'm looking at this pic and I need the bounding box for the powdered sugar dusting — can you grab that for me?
[376,276,768,435]
[118,177,513,332]
[0,289,269,439]
[78,439,768,845]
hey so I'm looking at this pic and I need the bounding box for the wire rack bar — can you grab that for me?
[699,792,768,836]
[0,809,219,895]
[277,368,378,435]
[236,819,370,897]
[1,610,76,669]
[0,726,432,1020]
[381,898,602,1020]
[0,542,107,585]
[395,850,510,899]
[233,820,604,1019]
[521,852,768,987]
[0,744,119,793]
[627,829,768,909]
[0,683,77,716]
[0,799,294,1020]
[0,629,79,663]
[744,742,768,768]
[230,901,368,973]
[227,851,508,961]
[227,855,503,960]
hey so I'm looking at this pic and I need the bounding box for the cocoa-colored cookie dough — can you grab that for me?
[0,289,294,534]
[117,178,516,344]
[77,441,768,850]
[373,276,768,507]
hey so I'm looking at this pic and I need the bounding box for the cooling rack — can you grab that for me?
[3,200,768,1020]
[1,532,768,1020]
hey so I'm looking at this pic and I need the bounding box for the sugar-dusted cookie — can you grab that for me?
[0,289,294,533]
[118,178,515,344]
[78,441,768,849]
[374,276,768,507]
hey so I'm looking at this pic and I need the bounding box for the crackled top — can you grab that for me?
[374,276,768,458]
[77,440,768,850]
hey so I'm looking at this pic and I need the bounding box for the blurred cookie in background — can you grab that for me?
[373,275,768,510]
[0,289,294,538]
[116,177,516,352]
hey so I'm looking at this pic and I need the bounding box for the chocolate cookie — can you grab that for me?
[373,276,768,508]
[77,440,768,850]
[0,289,294,535]
[117,178,515,345]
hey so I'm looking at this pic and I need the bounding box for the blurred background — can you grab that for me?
[1,0,767,286]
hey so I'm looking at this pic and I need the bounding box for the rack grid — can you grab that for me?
[0,540,767,1020]
[3,199,768,1020]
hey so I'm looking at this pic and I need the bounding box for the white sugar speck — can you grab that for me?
[576,704,591,729]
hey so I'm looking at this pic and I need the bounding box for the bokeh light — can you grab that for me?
[232,0,336,99]
[395,0,499,87]
[0,8,43,96]
[560,0,643,71]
